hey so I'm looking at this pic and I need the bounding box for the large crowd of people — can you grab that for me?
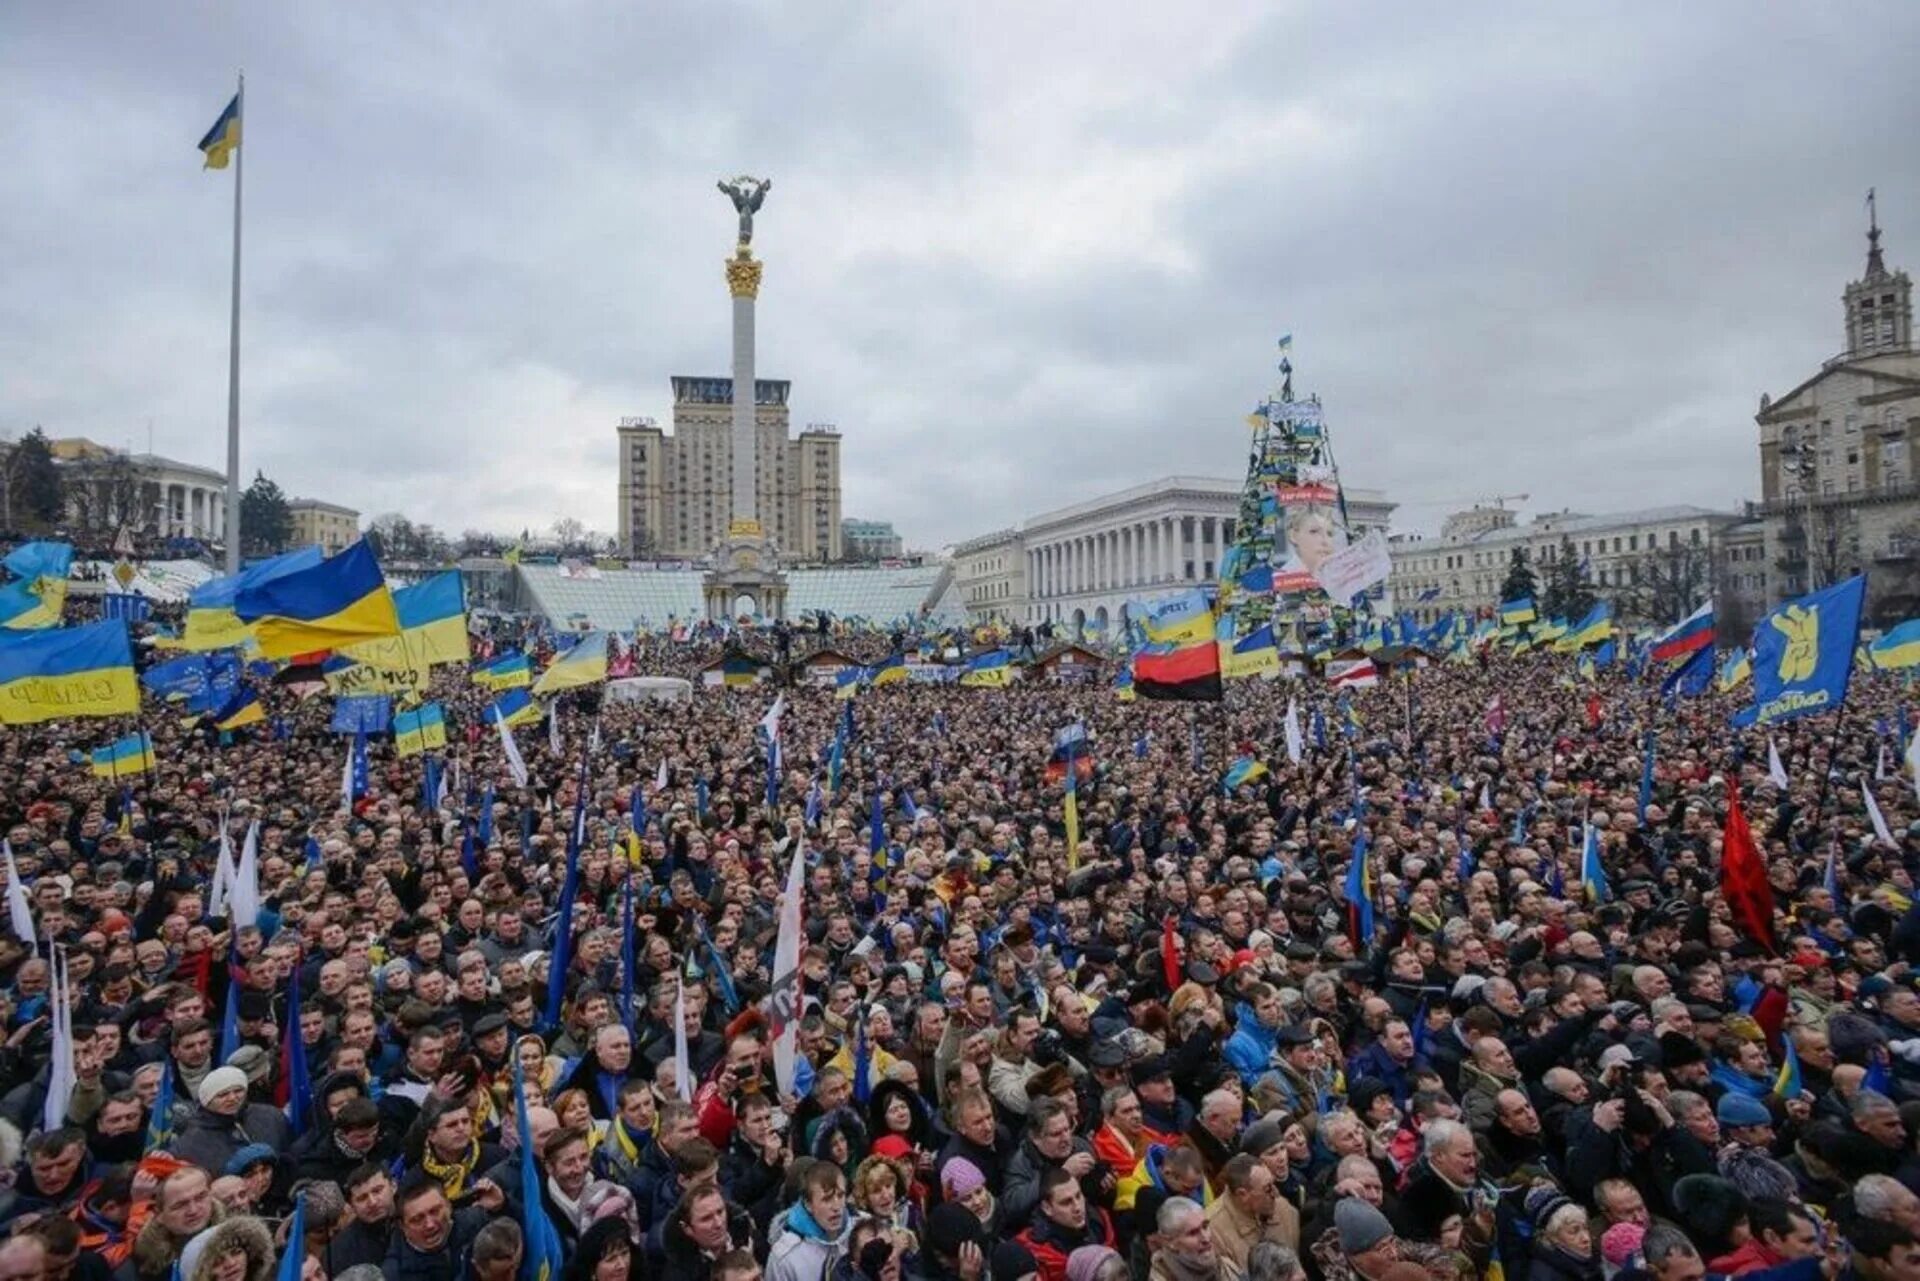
[1,599,1918,1281]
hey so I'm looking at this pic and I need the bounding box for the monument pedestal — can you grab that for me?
[704,519,788,622]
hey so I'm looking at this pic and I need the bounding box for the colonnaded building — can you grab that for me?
[953,476,1395,632]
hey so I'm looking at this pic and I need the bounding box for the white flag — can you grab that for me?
[1478,781,1492,812]
[207,822,234,922]
[1283,699,1304,765]
[340,742,355,815]
[1906,724,1920,804]
[759,694,786,746]
[549,704,562,755]
[589,720,603,755]
[1767,738,1790,790]
[1864,782,1897,848]
[655,760,669,793]
[674,966,693,1103]
[496,708,529,787]
[3,841,35,957]
[228,821,261,930]
[768,839,807,1098]
[42,948,73,1133]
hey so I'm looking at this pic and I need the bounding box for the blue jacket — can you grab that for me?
[1222,1002,1279,1086]
[1346,1041,1427,1107]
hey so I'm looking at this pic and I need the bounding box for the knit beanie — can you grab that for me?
[197,1066,249,1107]
[1602,1223,1647,1268]
[1067,1248,1121,1281]
[942,1157,986,1199]
[1335,1198,1394,1255]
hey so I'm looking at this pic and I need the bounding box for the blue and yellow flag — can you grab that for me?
[144,1062,176,1154]
[959,649,1013,687]
[0,542,73,630]
[91,732,155,777]
[344,570,469,673]
[177,546,322,653]
[834,666,867,700]
[199,93,241,170]
[1113,666,1135,701]
[212,687,266,731]
[490,687,540,728]
[869,653,908,686]
[1773,1034,1803,1099]
[1559,601,1613,650]
[1499,597,1536,626]
[473,650,531,690]
[1143,590,1216,648]
[534,631,608,695]
[234,539,400,660]
[721,655,760,687]
[1222,756,1269,792]
[0,621,139,725]
[393,703,447,758]
[1718,648,1752,693]
[1870,619,1920,671]
[1748,576,1866,725]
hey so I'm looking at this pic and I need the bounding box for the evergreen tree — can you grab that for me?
[1540,535,1596,621]
[240,471,293,555]
[1499,546,1537,606]
[7,428,65,531]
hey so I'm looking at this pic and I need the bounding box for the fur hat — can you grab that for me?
[197,1066,249,1108]
[1671,1175,1749,1251]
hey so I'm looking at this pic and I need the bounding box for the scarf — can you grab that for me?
[1154,1249,1220,1281]
[547,1175,584,1229]
[609,1118,649,1166]
[421,1138,481,1199]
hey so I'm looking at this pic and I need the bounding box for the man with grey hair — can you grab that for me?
[1856,1173,1920,1235]
[1853,1089,1908,1152]
[1151,1197,1230,1281]
[1185,1088,1242,1192]
[1641,1224,1703,1281]
[1391,1118,1485,1248]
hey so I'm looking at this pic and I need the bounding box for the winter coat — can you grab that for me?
[117,1206,228,1281]
[766,1204,853,1281]
[1003,1133,1103,1228]
[1017,1210,1118,1281]
[183,1217,275,1281]
[1207,1193,1298,1272]
[168,1103,290,1178]
[1222,1006,1280,1087]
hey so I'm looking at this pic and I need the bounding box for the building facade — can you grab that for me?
[841,519,902,561]
[615,379,843,563]
[1013,476,1395,632]
[1389,503,1744,626]
[1750,207,1920,621]
[48,438,229,542]
[289,499,361,554]
[952,528,1027,623]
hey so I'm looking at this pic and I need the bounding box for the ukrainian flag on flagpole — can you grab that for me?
[1499,597,1537,626]
[1719,648,1752,693]
[234,539,401,660]
[199,93,241,169]
[490,687,541,728]
[1222,756,1269,792]
[474,651,532,690]
[533,631,608,695]
[0,542,74,630]
[1773,1034,1803,1098]
[212,687,266,731]
[869,653,908,685]
[91,732,156,777]
[177,546,322,653]
[0,621,139,725]
[1143,589,1216,648]
[1870,619,1920,671]
[959,649,1014,687]
[393,704,447,758]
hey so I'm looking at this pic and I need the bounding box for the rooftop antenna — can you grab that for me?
[1867,187,1886,279]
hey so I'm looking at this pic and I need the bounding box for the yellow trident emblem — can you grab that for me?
[1771,603,1820,682]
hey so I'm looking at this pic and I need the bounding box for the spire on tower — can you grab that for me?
[1867,186,1887,280]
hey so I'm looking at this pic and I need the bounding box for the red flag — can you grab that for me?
[1585,694,1603,730]
[1720,778,1777,954]
[1161,916,1181,992]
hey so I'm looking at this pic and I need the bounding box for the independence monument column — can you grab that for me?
[704,175,788,623]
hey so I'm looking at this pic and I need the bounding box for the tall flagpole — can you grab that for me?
[223,72,245,575]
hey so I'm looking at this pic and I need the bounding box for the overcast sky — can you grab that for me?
[4,5,1916,550]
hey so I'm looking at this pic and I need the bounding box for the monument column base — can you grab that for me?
[703,530,788,623]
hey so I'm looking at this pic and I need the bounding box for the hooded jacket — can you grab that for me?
[183,1217,275,1281]
[766,1202,853,1281]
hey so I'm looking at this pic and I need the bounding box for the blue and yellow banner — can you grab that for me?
[473,651,531,690]
[959,649,1013,688]
[234,539,401,660]
[0,621,139,724]
[1142,590,1215,648]
[1558,601,1613,651]
[1222,756,1269,791]
[0,541,73,630]
[1870,619,1920,671]
[1748,575,1866,725]
[869,653,908,686]
[534,631,608,695]
[394,703,447,758]
[91,731,155,777]
[1718,648,1752,693]
[1223,625,1281,680]
[342,570,468,673]
[176,546,323,653]
[490,687,540,728]
[199,93,241,170]
[1498,597,1536,626]
[212,687,266,731]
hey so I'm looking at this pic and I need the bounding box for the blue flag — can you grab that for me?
[869,789,885,855]
[1661,644,1714,700]
[1749,576,1867,725]
[513,1053,566,1281]
[144,1062,176,1153]
[477,784,495,843]
[852,1015,873,1104]
[620,872,636,1032]
[217,969,241,1063]
[275,1195,306,1281]
[284,967,312,1138]
[543,757,590,1030]
[804,778,823,828]
[696,916,740,1014]
[1638,729,1656,826]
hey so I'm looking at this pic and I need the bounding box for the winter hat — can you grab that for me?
[227,1044,272,1085]
[1335,1198,1395,1255]
[1067,1248,1122,1281]
[1525,1185,1573,1234]
[1348,1077,1393,1119]
[1601,1223,1646,1268]
[197,1066,249,1107]
[1671,1175,1749,1250]
[991,1241,1039,1281]
[1239,1118,1287,1158]
[223,1143,276,1176]
[942,1158,986,1199]
[1716,1093,1772,1128]
[927,1202,988,1259]
[178,1227,221,1281]
[1657,1032,1706,1069]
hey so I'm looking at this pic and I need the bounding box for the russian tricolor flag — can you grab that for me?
[1651,603,1714,662]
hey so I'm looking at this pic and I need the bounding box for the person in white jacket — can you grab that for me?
[767,1162,854,1281]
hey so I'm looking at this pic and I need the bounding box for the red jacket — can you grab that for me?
[1018,1210,1117,1281]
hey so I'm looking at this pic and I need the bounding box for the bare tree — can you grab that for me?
[1614,541,1714,627]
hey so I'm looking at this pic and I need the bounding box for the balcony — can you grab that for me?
[1875,536,1920,563]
